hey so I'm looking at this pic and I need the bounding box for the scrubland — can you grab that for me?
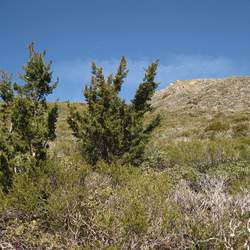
[1,102,249,249]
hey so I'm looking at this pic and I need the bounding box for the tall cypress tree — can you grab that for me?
[0,44,58,191]
[0,71,14,192]
[68,58,160,165]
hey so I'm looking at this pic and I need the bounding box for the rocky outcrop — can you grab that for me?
[152,76,250,112]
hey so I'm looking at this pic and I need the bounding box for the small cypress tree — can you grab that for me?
[68,57,160,165]
[0,44,58,191]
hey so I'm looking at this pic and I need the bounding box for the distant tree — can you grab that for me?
[68,57,160,165]
[0,44,58,192]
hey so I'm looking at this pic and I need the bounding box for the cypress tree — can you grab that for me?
[68,58,160,165]
[0,71,14,192]
[0,44,58,191]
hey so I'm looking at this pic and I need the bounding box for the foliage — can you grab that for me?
[67,58,160,165]
[0,158,249,249]
[0,48,250,249]
[0,44,58,191]
[205,120,230,133]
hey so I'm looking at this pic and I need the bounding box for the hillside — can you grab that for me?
[152,76,250,112]
[1,76,250,249]
[52,76,250,157]
[148,76,250,148]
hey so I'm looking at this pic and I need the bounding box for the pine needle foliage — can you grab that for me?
[68,57,160,165]
[0,44,58,192]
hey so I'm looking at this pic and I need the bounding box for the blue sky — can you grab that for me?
[0,0,250,101]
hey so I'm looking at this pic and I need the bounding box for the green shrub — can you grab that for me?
[122,200,147,235]
[205,120,230,132]
[232,122,249,136]
[160,138,250,171]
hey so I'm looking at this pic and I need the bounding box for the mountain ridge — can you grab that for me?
[152,76,250,112]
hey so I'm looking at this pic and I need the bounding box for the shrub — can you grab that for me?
[173,177,250,249]
[232,122,249,136]
[205,120,230,133]
[158,138,250,171]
